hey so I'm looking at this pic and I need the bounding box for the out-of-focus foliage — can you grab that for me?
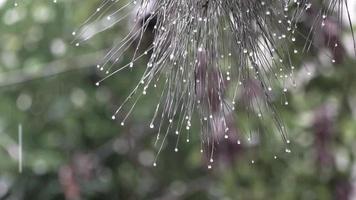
[0,0,356,199]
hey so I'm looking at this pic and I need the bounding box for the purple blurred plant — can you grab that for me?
[312,104,353,200]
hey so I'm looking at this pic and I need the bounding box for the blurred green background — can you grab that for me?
[1,0,356,199]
